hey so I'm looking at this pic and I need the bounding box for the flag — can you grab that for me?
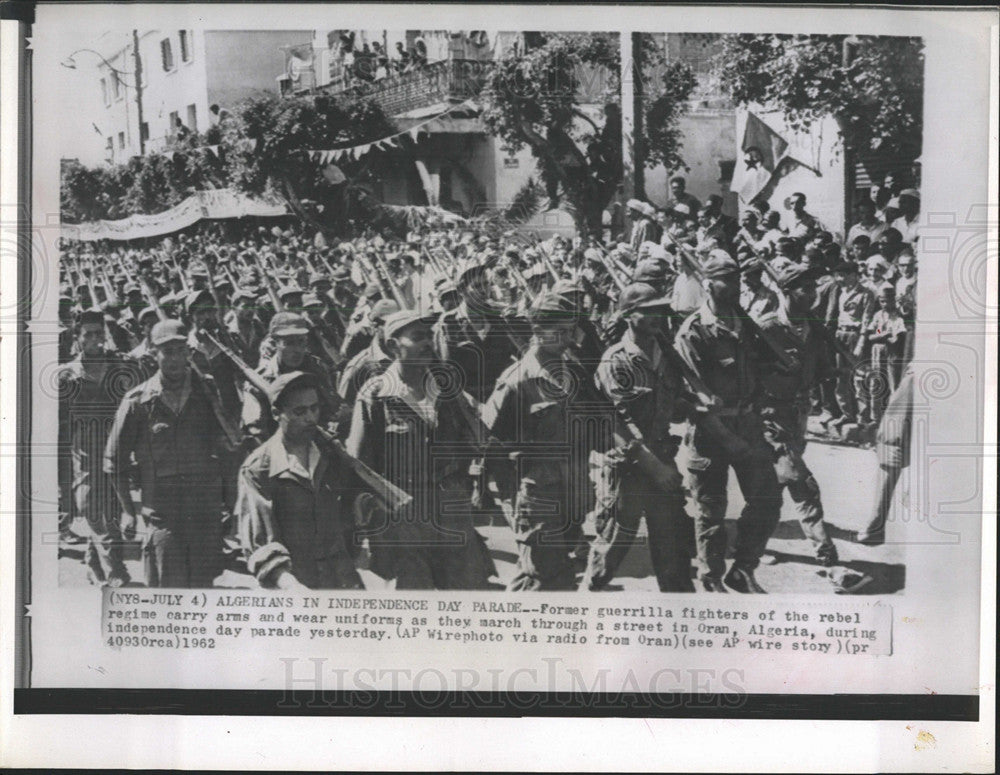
[742,111,788,172]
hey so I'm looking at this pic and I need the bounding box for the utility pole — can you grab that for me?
[132,29,145,155]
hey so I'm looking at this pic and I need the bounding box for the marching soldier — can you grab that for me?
[241,312,337,445]
[434,261,521,405]
[236,371,368,590]
[481,292,613,591]
[104,319,235,588]
[755,265,871,592]
[346,310,495,590]
[583,283,695,592]
[60,309,145,586]
[674,252,783,593]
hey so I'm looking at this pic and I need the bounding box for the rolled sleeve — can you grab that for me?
[235,463,291,586]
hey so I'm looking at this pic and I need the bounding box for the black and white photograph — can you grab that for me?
[1,4,994,772]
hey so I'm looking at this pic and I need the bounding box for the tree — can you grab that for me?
[479,33,622,239]
[222,92,396,234]
[715,34,924,158]
[642,52,697,175]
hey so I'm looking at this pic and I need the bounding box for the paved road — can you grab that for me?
[60,439,904,595]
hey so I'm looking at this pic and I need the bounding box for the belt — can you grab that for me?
[838,325,861,333]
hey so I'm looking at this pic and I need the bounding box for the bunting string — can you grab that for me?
[306,98,476,164]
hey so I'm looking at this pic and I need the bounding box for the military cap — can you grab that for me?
[370,299,401,323]
[123,282,142,296]
[701,250,740,279]
[633,259,669,284]
[383,309,436,339]
[267,371,321,411]
[150,319,188,346]
[188,263,210,278]
[772,263,813,290]
[363,283,382,300]
[268,312,311,337]
[528,291,574,321]
[436,280,459,297]
[78,308,106,326]
[231,288,257,304]
[618,282,673,313]
[551,278,586,297]
[899,188,920,200]
[309,272,332,288]
[301,293,325,310]
[137,306,160,324]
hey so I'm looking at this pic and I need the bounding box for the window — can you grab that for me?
[186,104,197,132]
[168,110,179,135]
[100,77,109,106]
[111,71,121,100]
[179,30,191,62]
[160,38,174,71]
[118,132,125,150]
[140,122,149,142]
[105,137,114,160]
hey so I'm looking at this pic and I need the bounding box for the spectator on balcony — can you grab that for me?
[393,41,411,73]
[375,56,390,82]
[412,36,428,67]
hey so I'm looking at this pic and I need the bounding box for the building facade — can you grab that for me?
[76,29,312,165]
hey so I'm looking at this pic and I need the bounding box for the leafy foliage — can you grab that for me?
[644,59,697,173]
[715,34,924,157]
[479,33,622,238]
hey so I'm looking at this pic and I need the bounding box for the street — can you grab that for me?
[60,438,905,595]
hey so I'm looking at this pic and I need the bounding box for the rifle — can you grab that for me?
[371,249,409,310]
[743,240,860,370]
[139,276,241,447]
[586,248,754,461]
[200,329,412,511]
[529,233,561,282]
[252,251,285,312]
[661,228,799,372]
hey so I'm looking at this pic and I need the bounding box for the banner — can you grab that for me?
[61,189,288,242]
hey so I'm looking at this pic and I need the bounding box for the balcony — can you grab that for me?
[321,58,488,118]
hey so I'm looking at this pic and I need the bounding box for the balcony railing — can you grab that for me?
[321,58,488,117]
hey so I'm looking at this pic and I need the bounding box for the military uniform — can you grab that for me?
[241,352,336,445]
[757,310,839,565]
[434,300,521,405]
[59,352,145,585]
[236,430,364,589]
[674,298,782,587]
[584,329,695,591]
[346,360,495,590]
[481,345,612,591]
[104,369,231,588]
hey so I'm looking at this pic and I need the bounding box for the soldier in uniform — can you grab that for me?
[104,320,235,588]
[755,265,871,592]
[583,283,695,592]
[236,372,368,590]
[336,299,399,411]
[60,309,145,586]
[434,261,521,406]
[347,310,495,590]
[481,292,613,591]
[126,306,161,379]
[226,288,266,369]
[674,252,783,593]
[241,312,337,446]
[739,256,779,321]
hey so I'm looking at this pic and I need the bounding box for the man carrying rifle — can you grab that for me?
[235,371,369,590]
[481,292,613,591]
[755,264,872,593]
[434,260,521,405]
[674,252,782,593]
[241,312,337,446]
[346,310,495,590]
[583,283,696,592]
